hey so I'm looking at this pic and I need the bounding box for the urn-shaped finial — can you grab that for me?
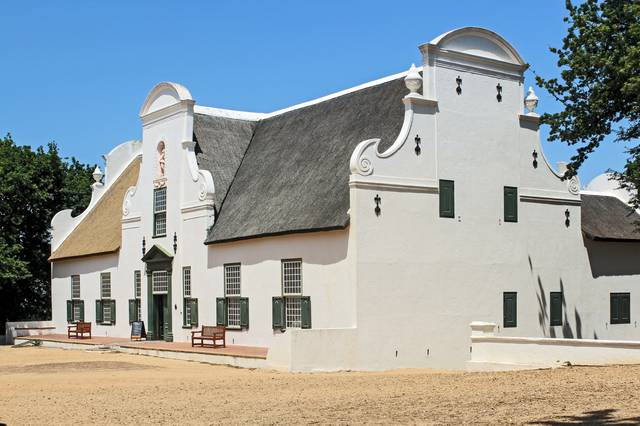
[525,86,539,115]
[92,166,104,183]
[404,63,422,94]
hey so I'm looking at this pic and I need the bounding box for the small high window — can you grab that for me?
[611,293,630,324]
[550,292,562,326]
[71,275,81,299]
[439,180,455,218]
[503,292,517,328]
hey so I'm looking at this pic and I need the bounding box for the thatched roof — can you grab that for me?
[193,113,256,209]
[581,194,640,242]
[49,158,141,261]
[200,77,407,244]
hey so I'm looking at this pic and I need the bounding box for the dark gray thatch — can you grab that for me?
[581,194,640,241]
[194,113,256,209]
[202,77,407,244]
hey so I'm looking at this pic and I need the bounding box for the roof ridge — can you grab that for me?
[194,67,416,122]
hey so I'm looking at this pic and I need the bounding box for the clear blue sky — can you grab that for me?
[0,1,627,185]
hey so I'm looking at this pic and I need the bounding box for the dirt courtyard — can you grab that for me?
[1,347,639,425]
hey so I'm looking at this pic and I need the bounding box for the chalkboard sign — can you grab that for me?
[130,321,146,340]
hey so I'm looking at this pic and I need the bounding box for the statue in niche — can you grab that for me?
[155,141,167,187]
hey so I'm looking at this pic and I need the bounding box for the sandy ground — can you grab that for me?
[1,347,639,425]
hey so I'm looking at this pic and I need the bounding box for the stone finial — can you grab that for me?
[404,63,422,94]
[524,86,539,115]
[92,166,103,183]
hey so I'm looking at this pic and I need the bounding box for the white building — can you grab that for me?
[49,27,640,371]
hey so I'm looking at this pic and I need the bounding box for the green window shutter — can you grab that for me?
[240,298,249,328]
[79,300,85,321]
[503,292,517,328]
[183,298,188,327]
[549,292,562,326]
[504,186,518,223]
[110,300,116,325]
[190,299,199,326]
[439,180,455,218]
[621,294,630,323]
[66,300,73,323]
[216,297,227,326]
[128,299,136,324]
[272,297,284,329]
[611,294,619,323]
[95,300,103,324]
[301,297,311,329]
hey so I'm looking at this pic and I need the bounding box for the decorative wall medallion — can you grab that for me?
[374,194,381,217]
[414,135,421,156]
[567,176,580,195]
[198,180,208,201]
[358,156,373,176]
[496,83,503,102]
[456,76,462,95]
[122,186,137,216]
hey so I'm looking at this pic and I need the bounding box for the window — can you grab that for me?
[272,259,310,330]
[216,264,248,329]
[503,292,517,328]
[182,267,198,327]
[550,292,562,326]
[97,272,115,325]
[129,270,142,323]
[504,186,518,223]
[439,180,455,218]
[153,187,167,236]
[66,300,84,323]
[71,275,81,299]
[152,271,169,294]
[225,264,241,328]
[611,293,630,324]
[100,272,111,299]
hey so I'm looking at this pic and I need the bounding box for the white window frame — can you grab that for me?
[72,301,82,322]
[134,270,142,321]
[152,270,169,294]
[282,259,303,328]
[224,263,241,328]
[153,187,167,236]
[71,275,81,299]
[100,272,111,299]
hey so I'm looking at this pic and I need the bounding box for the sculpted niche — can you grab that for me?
[154,141,167,188]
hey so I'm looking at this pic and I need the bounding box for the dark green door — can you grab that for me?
[153,295,167,340]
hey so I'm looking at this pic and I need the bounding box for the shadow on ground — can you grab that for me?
[530,409,640,425]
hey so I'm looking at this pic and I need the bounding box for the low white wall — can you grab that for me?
[468,322,640,370]
[267,328,358,372]
[5,321,56,345]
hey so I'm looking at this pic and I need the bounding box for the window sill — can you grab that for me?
[152,234,167,239]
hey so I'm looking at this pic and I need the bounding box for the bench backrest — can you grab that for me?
[77,322,91,332]
[202,325,224,336]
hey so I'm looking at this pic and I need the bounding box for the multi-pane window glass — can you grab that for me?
[152,271,169,294]
[282,260,302,295]
[183,267,191,297]
[134,270,142,321]
[285,297,302,328]
[225,264,241,296]
[71,275,81,299]
[153,187,167,236]
[100,273,111,299]
[183,267,192,326]
[73,303,82,322]
[103,302,112,323]
[224,264,241,327]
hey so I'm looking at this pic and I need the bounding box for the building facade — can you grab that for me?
[49,27,640,371]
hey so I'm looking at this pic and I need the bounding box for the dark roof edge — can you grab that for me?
[48,249,120,263]
[583,231,640,243]
[205,223,349,245]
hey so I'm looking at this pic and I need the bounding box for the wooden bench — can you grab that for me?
[191,325,225,348]
[67,321,91,339]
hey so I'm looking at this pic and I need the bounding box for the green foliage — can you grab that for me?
[0,134,93,328]
[535,0,640,209]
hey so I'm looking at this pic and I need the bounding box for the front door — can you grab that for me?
[153,294,168,340]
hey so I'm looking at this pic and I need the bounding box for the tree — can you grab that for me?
[0,134,93,329]
[535,0,640,209]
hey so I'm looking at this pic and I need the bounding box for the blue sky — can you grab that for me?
[0,1,627,185]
